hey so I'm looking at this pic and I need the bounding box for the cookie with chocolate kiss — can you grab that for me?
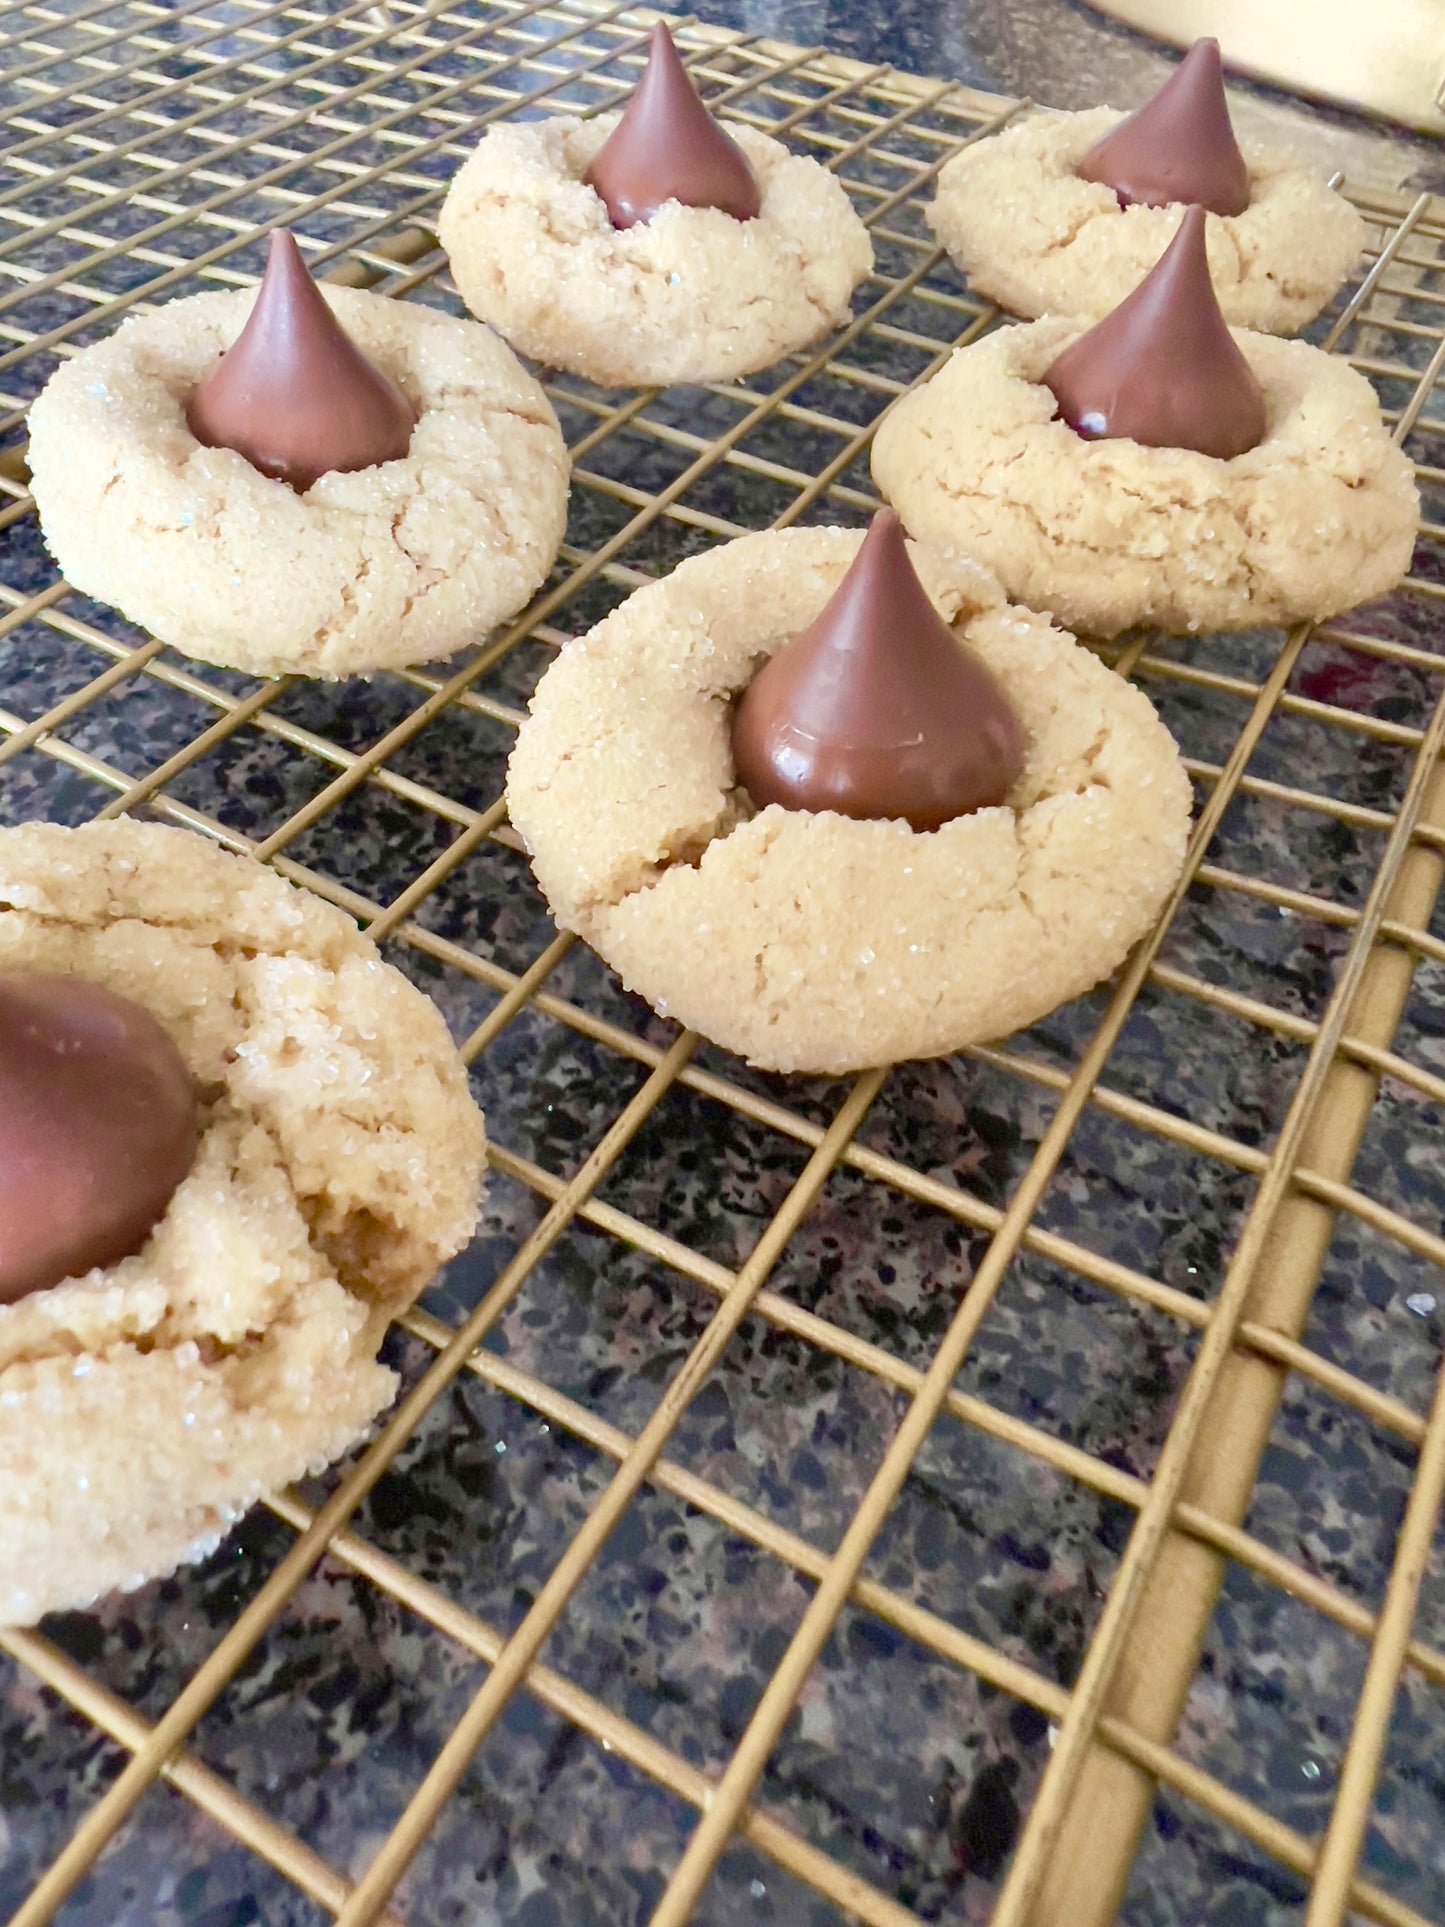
[0,973,198,1304]
[187,229,416,492]
[1077,38,1250,218]
[731,509,1025,832]
[1043,204,1266,460]
[585,21,760,229]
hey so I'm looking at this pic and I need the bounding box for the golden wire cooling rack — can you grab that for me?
[1,3,1444,1924]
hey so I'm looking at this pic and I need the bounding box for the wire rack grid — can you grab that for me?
[1,3,1444,1925]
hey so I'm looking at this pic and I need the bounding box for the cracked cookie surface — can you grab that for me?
[929,108,1365,334]
[27,287,569,678]
[0,820,487,1625]
[438,115,873,388]
[871,318,1419,638]
[506,527,1192,1073]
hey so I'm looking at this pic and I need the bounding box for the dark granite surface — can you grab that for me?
[709,0,1445,196]
[2,2,1444,1925]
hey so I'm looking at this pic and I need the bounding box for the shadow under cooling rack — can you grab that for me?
[2,4,1445,1927]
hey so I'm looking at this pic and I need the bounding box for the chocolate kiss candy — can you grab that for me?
[584,21,761,229]
[186,229,416,492]
[1077,38,1250,218]
[0,973,199,1304]
[1043,204,1266,460]
[731,510,1026,833]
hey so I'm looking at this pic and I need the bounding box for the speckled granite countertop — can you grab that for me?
[1,3,1444,1925]
[709,0,1445,195]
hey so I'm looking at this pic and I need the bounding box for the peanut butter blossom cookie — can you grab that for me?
[873,207,1419,637]
[28,231,569,678]
[507,515,1192,1074]
[0,821,487,1626]
[928,39,1364,333]
[438,23,873,388]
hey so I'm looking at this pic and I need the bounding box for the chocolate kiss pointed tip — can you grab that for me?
[730,511,1026,833]
[0,973,199,1305]
[583,20,760,229]
[186,228,416,492]
[1078,37,1250,218]
[1043,204,1266,461]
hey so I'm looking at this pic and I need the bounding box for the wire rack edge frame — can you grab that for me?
[0,5,1444,1927]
